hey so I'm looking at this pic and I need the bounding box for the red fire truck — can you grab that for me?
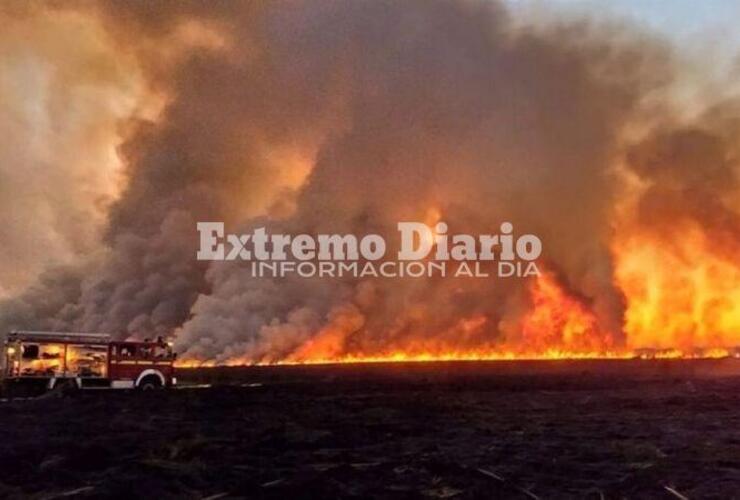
[2,331,177,393]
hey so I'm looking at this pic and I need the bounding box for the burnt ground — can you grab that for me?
[0,360,739,499]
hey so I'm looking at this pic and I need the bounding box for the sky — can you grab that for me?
[569,0,739,37]
[507,0,740,51]
[507,0,740,110]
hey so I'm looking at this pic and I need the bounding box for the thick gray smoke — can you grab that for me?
[2,0,737,362]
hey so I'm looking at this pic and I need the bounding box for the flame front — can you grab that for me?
[615,227,740,352]
[520,271,614,354]
[177,253,739,367]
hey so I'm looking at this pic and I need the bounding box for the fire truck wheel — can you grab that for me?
[138,376,163,391]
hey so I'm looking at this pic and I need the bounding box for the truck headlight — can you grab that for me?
[6,347,15,356]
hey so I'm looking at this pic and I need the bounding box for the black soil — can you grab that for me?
[0,360,739,499]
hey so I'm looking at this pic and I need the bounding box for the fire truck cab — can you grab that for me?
[2,331,176,393]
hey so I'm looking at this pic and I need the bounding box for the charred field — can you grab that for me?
[0,360,739,499]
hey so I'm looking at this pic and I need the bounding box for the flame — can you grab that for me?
[175,268,737,368]
[175,347,734,368]
[176,200,740,367]
[615,224,740,351]
[520,271,614,353]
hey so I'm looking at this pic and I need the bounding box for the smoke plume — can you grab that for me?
[1,0,739,363]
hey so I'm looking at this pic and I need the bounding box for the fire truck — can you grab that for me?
[2,331,177,394]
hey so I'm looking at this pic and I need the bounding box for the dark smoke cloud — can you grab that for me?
[626,125,740,260]
[3,0,736,361]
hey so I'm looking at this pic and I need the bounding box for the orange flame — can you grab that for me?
[176,204,740,367]
[520,271,614,353]
[615,225,740,351]
[176,266,739,368]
